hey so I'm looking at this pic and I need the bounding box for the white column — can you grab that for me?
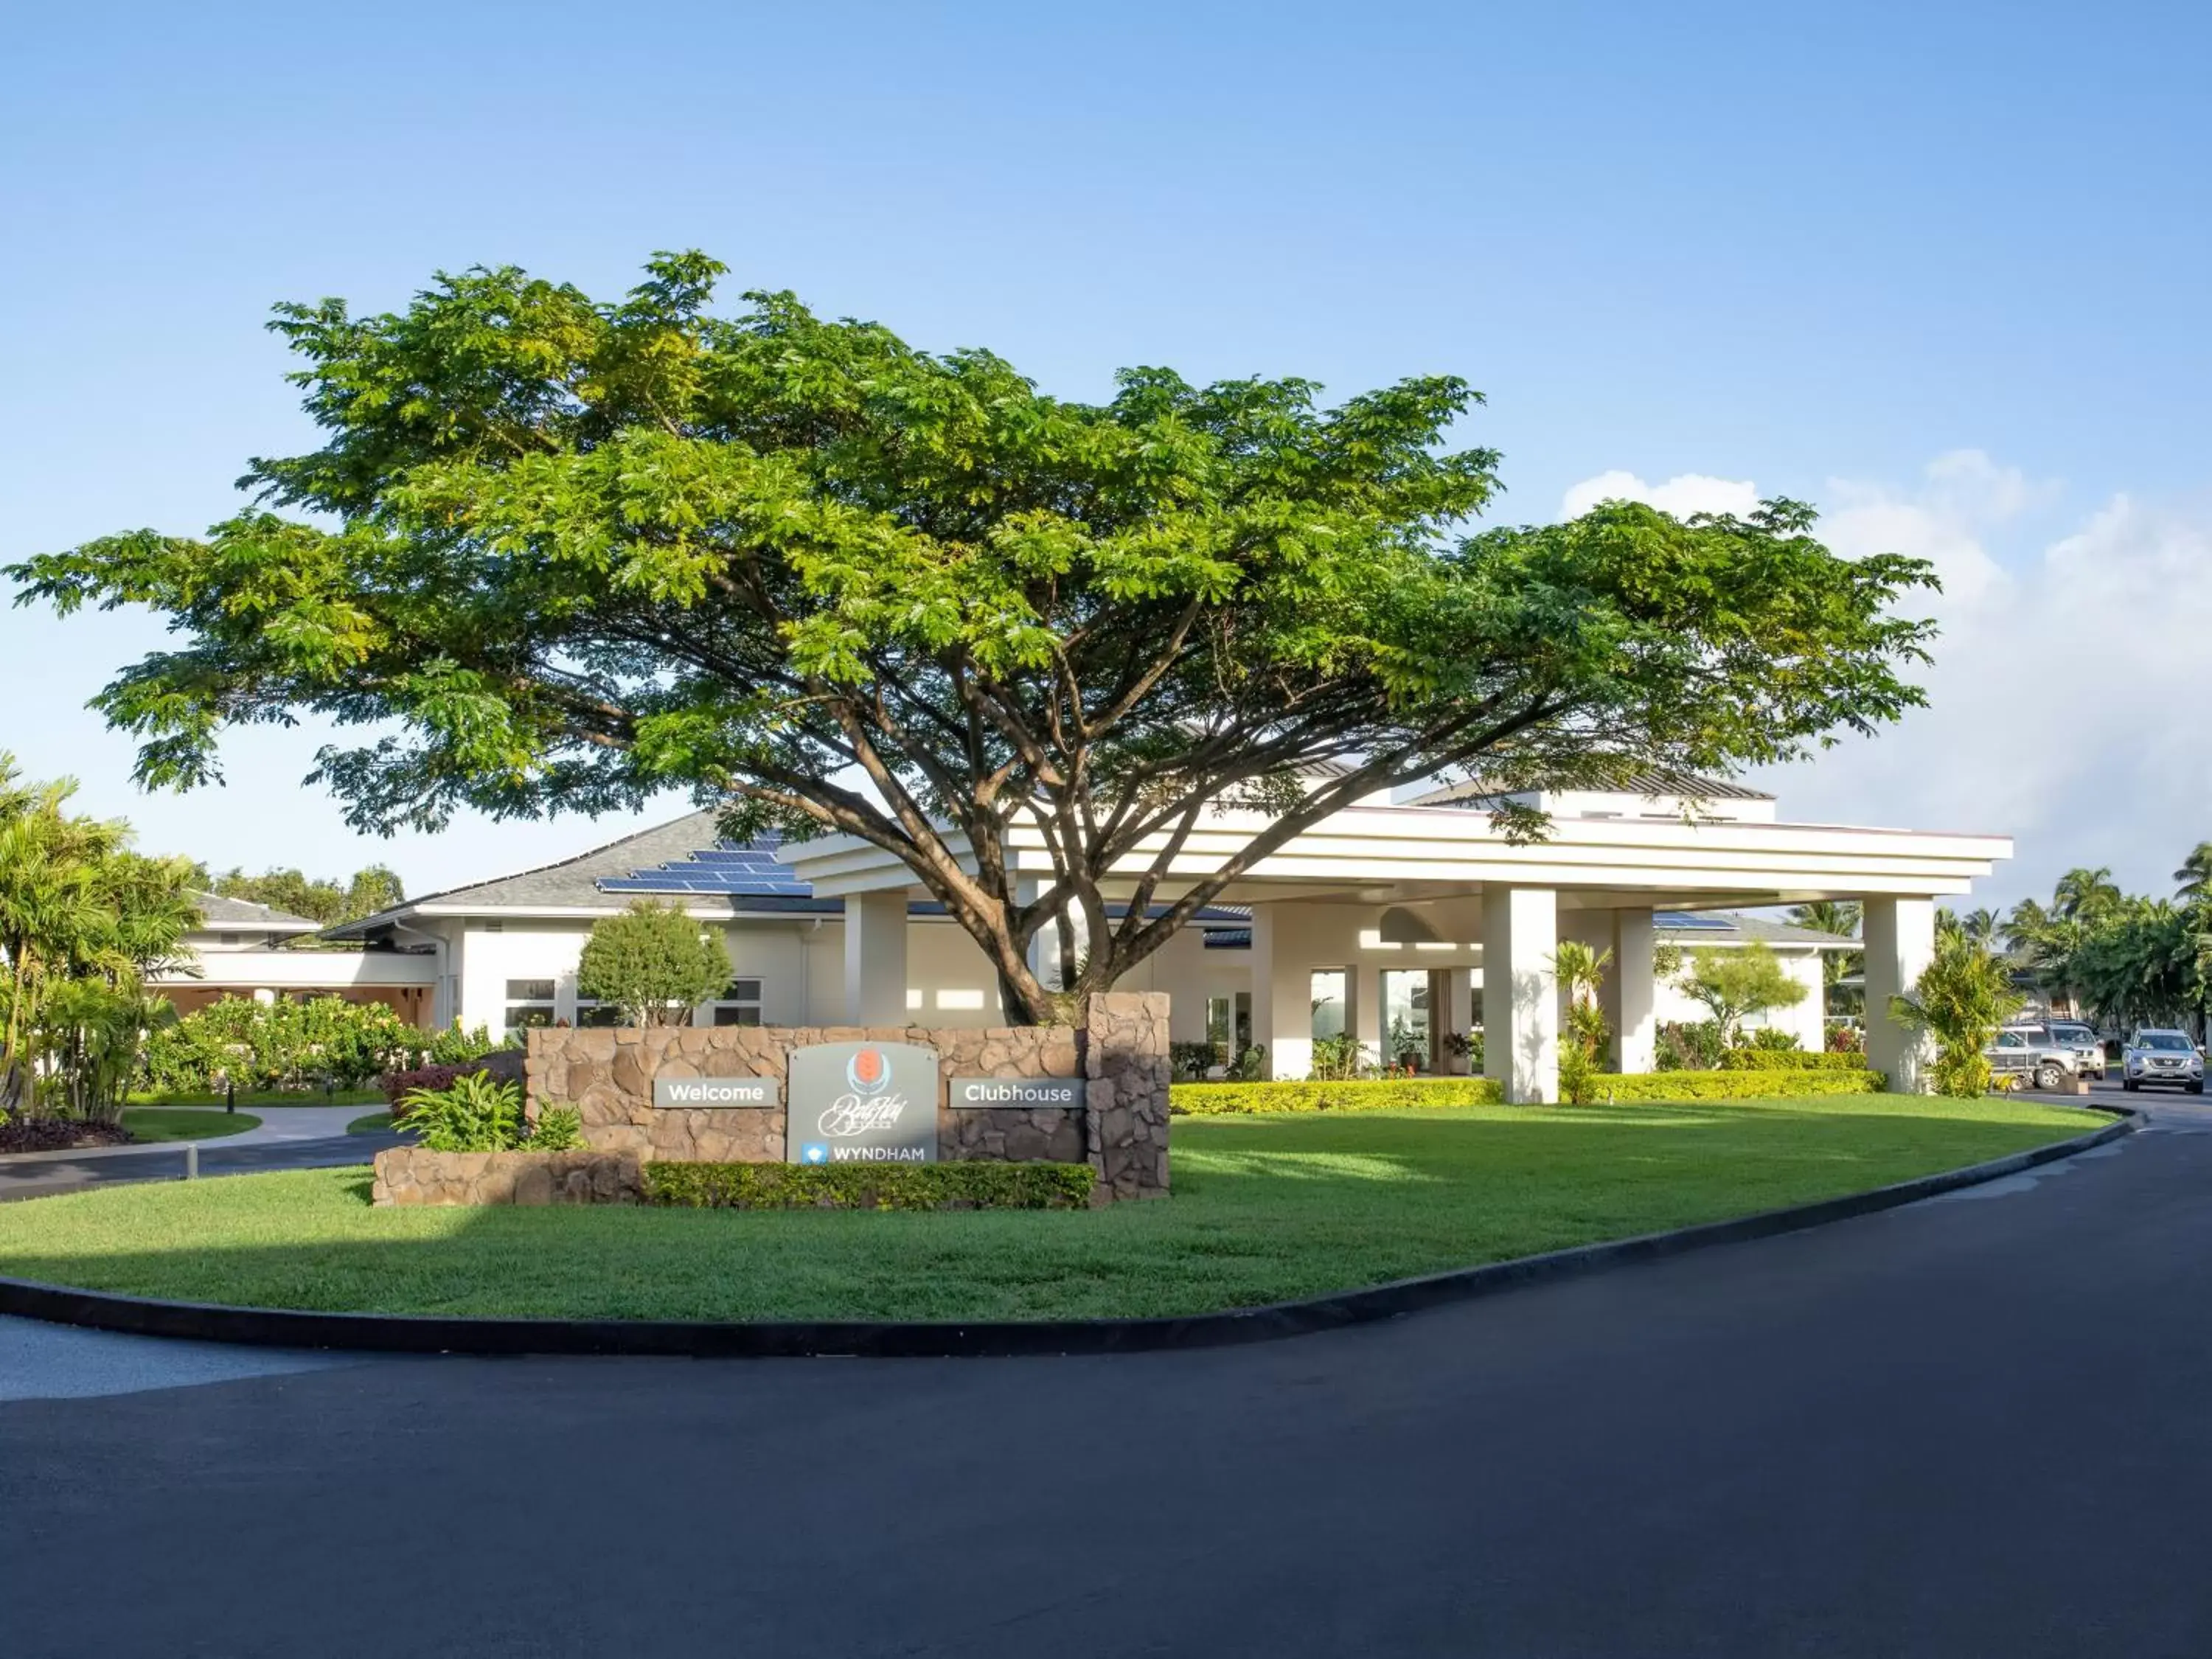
[1350,960,1383,1071]
[1482,886,1559,1103]
[1250,905,1314,1081]
[1863,897,1936,1093]
[1613,909,1657,1074]
[843,890,910,1026]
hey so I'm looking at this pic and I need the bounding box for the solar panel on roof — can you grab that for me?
[1656,912,1728,930]
[600,837,813,897]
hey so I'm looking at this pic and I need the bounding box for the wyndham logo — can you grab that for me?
[800,1142,830,1165]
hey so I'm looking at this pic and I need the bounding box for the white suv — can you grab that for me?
[2122,1029,2205,1094]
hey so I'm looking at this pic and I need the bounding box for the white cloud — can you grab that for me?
[1559,469,1760,523]
[1745,456,2212,907]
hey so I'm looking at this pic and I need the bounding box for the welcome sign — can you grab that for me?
[785,1041,939,1165]
[652,1077,773,1107]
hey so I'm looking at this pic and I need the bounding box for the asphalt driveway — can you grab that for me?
[4,1101,2210,1657]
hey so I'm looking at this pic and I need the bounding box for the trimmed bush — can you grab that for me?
[1717,1049,1868,1072]
[644,1161,1096,1211]
[1590,1068,1885,1102]
[1172,1068,1885,1114]
[1172,1078,1505,1115]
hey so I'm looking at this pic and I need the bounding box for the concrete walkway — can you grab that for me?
[0,1115,403,1201]
[0,1104,380,1166]
[4,1100,2211,1655]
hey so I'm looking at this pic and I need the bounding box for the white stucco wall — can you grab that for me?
[423,899,1834,1064]
[1651,947,1827,1051]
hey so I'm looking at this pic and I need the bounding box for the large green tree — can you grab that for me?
[10,255,1938,1023]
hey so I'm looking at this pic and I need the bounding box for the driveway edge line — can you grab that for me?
[0,1106,2138,1359]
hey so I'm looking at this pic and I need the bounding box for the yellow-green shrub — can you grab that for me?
[1172,1079,1504,1115]
[1586,1069,1885,1102]
[1170,1068,1885,1114]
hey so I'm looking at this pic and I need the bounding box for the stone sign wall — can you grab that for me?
[519,992,1169,1201]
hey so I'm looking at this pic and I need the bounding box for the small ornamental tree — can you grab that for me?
[11,254,1938,1026]
[576,901,729,1026]
[1888,931,2024,1096]
[1677,944,1809,1046]
[1551,939,1612,1103]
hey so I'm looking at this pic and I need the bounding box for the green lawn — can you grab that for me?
[346,1111,397,1135]
[0,1096,2106,1323]
[126,1088,384,1110]
[118,1108,263,1144]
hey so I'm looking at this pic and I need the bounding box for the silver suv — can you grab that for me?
[2122,1029,2205,1093]
[2032,1020,2105,1081]
[1986,1026,2079,1091]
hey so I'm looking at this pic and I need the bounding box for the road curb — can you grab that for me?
[0,1106,2140,1360]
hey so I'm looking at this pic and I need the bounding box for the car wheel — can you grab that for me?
[2191,1082,2205,1096]
[2123,1077,2140,1092]
[2034,1062,2064,1091]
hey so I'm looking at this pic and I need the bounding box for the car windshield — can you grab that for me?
[2138,1033,2193,1051]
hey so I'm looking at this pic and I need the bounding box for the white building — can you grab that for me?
[327,771,2006,1099]
[152,892,437,1024]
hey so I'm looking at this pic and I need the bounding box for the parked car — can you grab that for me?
[2122,1029,2205,1093]
[1985,1026,2080,1092]
[2034,1020,2106,1081]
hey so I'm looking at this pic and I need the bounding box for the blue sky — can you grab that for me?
[4,1,2207,907]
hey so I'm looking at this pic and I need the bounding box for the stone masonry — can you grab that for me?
[521,991,1169,1200]
[372,1147,643,1206]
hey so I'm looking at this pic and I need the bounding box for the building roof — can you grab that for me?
[325,811,734,933]
[190,891,323,931]
[1408,769,1774,807]
[1657,912,1858,948]
[326,811,1255,935]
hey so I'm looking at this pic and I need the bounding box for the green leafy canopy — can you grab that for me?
[10,253,1939,1023]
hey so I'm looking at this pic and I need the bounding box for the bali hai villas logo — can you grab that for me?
[785,1041,939,1164]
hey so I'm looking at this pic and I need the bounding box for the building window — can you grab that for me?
[1205,993,1253,1060]
[1310,970,1346,1040]
[504,978,557,1032]
[709,977,764,1026]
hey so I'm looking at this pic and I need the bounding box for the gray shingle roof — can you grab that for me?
[1410,769,1773,807]
[324,812,732,934]
[191,891,322,930]
[1660,912,1857,948]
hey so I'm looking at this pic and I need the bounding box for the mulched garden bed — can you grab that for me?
[0,1119,135,1155]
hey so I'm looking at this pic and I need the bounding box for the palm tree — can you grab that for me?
[2175,842,2212,897]
[0,755,195,1113]
[1959,906,2000,945]
[1788,900,1863,1017]
[1549,940,1613,1103]
[2053,866,2123,925]
[1889,931,2025,1096]
[1788,900,1861,939]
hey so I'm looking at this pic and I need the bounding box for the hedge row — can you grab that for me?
[1170,1068,1885,1114]
[1170,1079,1506,1115]
[643,1161,1096,1211]
[1585,1068,1885,1101]
[1714,1050,1869,1072]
